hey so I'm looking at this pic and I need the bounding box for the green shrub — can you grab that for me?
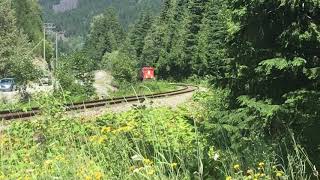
[102,51,138,83]
[56,52,95,101]
[192,89,319,179]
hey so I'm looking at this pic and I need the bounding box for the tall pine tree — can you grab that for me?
[85,8,124,64]
[0,0,40,84]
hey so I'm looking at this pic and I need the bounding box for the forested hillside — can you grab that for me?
[85,0,320,177]
[39,0,163,37]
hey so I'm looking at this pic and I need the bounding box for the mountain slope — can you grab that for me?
[39,0,163,37]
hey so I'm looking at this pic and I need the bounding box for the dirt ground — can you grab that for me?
[93,70,117,99]
[68,89,195,119]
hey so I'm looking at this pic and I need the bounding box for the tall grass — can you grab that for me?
[0,89,318,179]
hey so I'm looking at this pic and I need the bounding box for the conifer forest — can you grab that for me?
[0,0,320,179]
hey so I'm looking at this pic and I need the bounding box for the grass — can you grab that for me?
[0,102,199,179]
[110,80,177,97]
[0,87,318,179]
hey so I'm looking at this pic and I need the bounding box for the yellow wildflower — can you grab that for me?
[226,176,232,180]
[89,135,106,144]
[254,173,261,178]
[97,137,105,144]
[112,126,134,133]
[276,170,284,177]
[85,176,92,180]
[89,135,98,142]
[233,164,240,170]
[94,171,103,180]
[170,163,178,169]
[129,166,136,171]
[23,176,31,180]
[147,169,155,175]
[258,162,265,168]
[44,159,53,167]
[272,165,277,169]
[55,155,65,161]
[247,169,254,175]
[260,173,266,177]
[143,158,153,165]
[101,127,112,133]
[0,175,6,180]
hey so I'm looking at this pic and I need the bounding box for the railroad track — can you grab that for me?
[0,84,197,120]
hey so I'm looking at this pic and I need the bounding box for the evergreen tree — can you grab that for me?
[217,0,320,164]
[12,0,43,43]
[0,0,40,84]
[141,0,189,79]
[84,8,124,64]
[0,0,18,75]
[196,0,227,77]
[127,12,153,66]
[181,0,208,76]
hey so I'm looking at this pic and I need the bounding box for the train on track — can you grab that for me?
[140,67,155,81]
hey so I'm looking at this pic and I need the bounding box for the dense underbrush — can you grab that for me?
[0,88,318,179]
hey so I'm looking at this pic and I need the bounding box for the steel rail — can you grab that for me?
[0,84,197,120]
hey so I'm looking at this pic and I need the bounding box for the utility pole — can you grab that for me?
[43,23,56,90]
[43,23,55,67]
[43,26,45,64]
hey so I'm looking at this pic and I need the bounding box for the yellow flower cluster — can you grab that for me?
[143,158,153,165]
[0,172,6,180]
[170,162,178,169]
[130,157,157,176]
[101,126,112,133]
[227,162,286,180]
[44,159,54,168]
[244,172,267,180]
[89,135,106,144]
[77,165,104,180]
[233,164,240,170]
[111,121,136,134]
[112,125,134,133]
[275,170,284,177]
[258,162,265,168]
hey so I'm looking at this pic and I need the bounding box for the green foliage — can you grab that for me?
[56,52,95,100]
[110,81,177,97]
[1,106,199,179]
[192,90,318,179]
[12,0,43,43]
[102,50,137,83]
[137,0,227,79]
[127,12,154,65]
[84,8,124,63]
[0,0,41,84]
[141,0,190,79]
[197,0,320,167]
[196,0,228,77]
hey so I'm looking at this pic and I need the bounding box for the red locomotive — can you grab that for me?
[140,67,155,80]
